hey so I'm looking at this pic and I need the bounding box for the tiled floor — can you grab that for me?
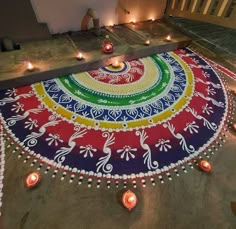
[167,16,236,69]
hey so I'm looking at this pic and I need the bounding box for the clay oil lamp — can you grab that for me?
[122,190,137,211]
[25,171,41,189]
[199,160,212,173]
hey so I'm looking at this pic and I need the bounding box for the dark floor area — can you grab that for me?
[166,16,236,69]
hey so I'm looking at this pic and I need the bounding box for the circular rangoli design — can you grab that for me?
[0,48,228,186]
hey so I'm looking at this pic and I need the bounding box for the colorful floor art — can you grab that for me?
[0,48,229,187]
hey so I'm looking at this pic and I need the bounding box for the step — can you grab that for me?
[0,20,191,90]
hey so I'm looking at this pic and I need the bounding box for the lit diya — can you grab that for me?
[26,61,35,71]
[102,35,113,54]
[144,40,150,46]
[25,171,41,188]
[199,160,212,173]
[122,190,137,211]
[165,35,171,42]
[76,52,84,61]
[112,60,121,68]
[105,44,112,52]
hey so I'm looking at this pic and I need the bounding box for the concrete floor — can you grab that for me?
[1,20,236,229]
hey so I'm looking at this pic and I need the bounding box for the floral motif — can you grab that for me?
[45,133,63,146]
[24,118,38,130]
[203,71,211,78]
[184,121,199,134]
[124,73,135,82]
[202,104,213,115]
[11,102,24,113]
[155,139,171,152]
[103,115,110,121]
[5,89,17,97]
[80,145,97,158]
[192,57,200,64]
[206,86,216,96]
[117,145,137,161]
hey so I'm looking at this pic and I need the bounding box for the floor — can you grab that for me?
[167,16,236,69]
[1,19,236,229]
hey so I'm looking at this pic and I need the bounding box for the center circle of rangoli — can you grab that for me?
[89,60,143,85]
[0,48,228,185]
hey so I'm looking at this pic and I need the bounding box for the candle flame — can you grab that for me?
[106,44,111,50]
[77,52,83,59]
[128,195,135,203]
[202,161,209,168]
[108,21,114,27]
[27,62,34,71]
[31,174,37,181]
[166,35,171,41]
[200,160,211,172]
[145,40,150,45]
[112,60,120,68]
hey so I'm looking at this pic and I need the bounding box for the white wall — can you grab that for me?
[31,0,167,34]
